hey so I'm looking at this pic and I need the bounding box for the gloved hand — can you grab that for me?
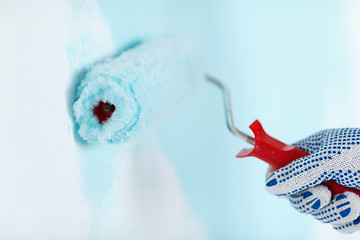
[265,128,360,233]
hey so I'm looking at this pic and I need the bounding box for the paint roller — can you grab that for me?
[73,32,360,221]
[73,34,202,143]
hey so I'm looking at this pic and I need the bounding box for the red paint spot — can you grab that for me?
[93,101,116,124]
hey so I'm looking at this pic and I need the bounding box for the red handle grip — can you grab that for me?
[236,120,360,197]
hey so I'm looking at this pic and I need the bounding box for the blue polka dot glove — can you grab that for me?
[265,128,360,233]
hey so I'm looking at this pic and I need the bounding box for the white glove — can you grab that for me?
[265,128,360,233]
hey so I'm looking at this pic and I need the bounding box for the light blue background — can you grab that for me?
[98,1,349,239]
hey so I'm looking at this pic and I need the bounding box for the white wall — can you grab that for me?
[0,0,204,239]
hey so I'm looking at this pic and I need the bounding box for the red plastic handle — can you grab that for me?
[236,120,360,197]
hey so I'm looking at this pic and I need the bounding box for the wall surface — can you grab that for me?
[2,0,360,239]
[0,0,204,239]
